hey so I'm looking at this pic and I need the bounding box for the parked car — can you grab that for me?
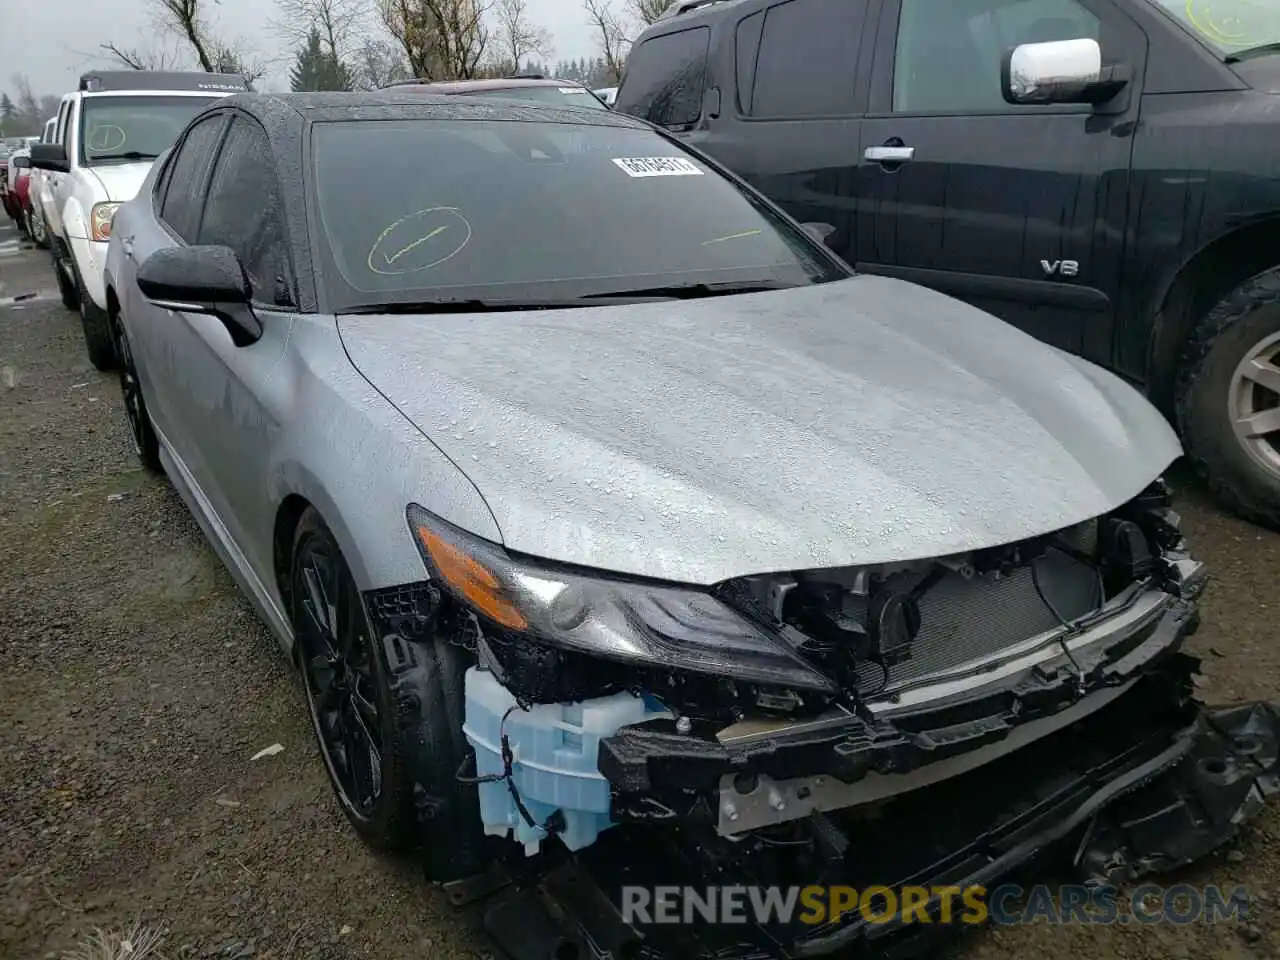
[4,149,35,238]
[1,136,38,235]
[103,90,1277,958]
[383,76,611,109]
[27,116,58,248]
[30,70,250,370]
[615,0,1280,531]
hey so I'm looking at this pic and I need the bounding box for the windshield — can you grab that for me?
[460,86,608,110]
[311,118,844,311]
[79,95,217,165]
[1148,0,1280,59]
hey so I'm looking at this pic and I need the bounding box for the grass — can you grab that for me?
[63,921,167,960]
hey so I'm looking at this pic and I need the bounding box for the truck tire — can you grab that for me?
[1176,266,1280,530]
[53,248,78,312]
[71,259,118,371]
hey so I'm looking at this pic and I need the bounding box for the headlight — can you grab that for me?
[406,504,835,692]
[91,201,121,242]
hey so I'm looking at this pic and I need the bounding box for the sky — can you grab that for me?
[0,0,604,102]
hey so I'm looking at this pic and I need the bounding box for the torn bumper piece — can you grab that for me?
[449,680,1280,960]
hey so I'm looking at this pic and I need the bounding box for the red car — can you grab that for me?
[2,149,34,238]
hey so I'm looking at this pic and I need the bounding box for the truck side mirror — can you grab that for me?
[30,143,70,173]
[1001,38,1125,106]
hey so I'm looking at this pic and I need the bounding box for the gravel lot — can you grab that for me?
[1,219,1277,960]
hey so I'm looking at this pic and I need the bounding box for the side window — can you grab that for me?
[197,117,291,306]
[735,11,765,114]
[59,102,76,153]
[893,0,1101,113]
[152,150,176,214]
[746,0,867,118]
[160,115,225,243]
[617,27,710,129]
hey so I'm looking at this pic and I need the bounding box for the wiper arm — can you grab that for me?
[90,151,160,162]
[578,279,800,301]
[341,299,584,315]
[340,281,803,314]
[1225,42,1280,63]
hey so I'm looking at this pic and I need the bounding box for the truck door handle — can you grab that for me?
[121,236,135,258]
[864,145,915,163]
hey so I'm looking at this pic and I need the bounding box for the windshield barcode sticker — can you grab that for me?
[611,157,703,178]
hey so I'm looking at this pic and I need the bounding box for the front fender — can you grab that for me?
[264,316,503,600]
[63,196,87,241]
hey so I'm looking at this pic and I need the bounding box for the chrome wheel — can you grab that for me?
[1230,329,1280,478]
[295,535,384,821]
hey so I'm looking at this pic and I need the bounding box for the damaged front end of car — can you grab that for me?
[372,480,1280,960]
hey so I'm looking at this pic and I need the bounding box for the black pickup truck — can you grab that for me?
[616,0,1280,529]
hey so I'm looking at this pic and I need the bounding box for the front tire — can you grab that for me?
[1177,267,1280,530]
[29,208,47,248]
[72,260,117,371]
[52,246,78,312]
[113,311,162,474]
[289,510,486,879]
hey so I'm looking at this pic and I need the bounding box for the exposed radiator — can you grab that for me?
[857,522,1102,692]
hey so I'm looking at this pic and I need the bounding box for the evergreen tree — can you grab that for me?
[290,27,353,92]
[0,94,14,125]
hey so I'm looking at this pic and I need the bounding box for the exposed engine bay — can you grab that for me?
[366,479,1280,959]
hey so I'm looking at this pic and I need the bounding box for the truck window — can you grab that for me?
[617,26,711,128]
[893,0,1100,113]
[59,102,76,155]
[54,101,69,146]
[744,0,868,117]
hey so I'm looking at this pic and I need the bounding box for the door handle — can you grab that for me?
[864,145,915,162]
[121,236,135,259]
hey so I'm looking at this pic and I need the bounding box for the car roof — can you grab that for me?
[388,78,593,93]
[212,91,646,132]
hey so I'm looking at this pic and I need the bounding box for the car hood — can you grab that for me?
[88,161,153,203]
[338,276,1181,585]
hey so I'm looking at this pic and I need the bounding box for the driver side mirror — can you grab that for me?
[137,245,262,346]
[30,142,69,173]
[1001,38,1126,106]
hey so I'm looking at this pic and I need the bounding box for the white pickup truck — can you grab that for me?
[31,70,249,369]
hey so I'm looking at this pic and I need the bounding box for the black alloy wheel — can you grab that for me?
[296,528,385,824]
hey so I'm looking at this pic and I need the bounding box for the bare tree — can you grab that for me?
[583,0,630,83]
[378,0,492,81]
[493,0,552,74]
[273,0,363,62]
[629,0,668,25]
[98,41,183,71]
[212,42,269,82]
[11,75,38,116]
[154,0,217,72]
[353,37,412,89]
